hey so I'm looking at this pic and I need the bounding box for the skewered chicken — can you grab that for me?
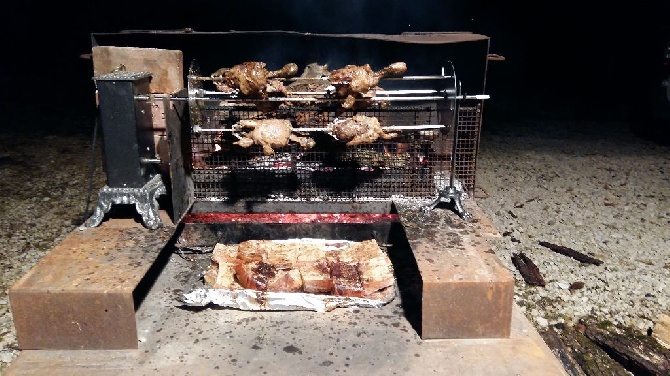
[284,63,333,126]
[233,119,315,155]
[329,115,398,146]
[329,62,407,109]
[285,62,331,92]
[211,62,298,98]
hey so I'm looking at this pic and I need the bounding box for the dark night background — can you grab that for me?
[1,1,668,141]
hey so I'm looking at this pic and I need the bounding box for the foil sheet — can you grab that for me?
[182,238,396,312]
[182,287,394,312]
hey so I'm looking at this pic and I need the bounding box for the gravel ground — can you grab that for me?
[0,114,668,373]
[475,118,670,336]
[0,126,106,371]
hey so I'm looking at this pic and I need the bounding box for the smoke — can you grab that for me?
[279,1,474,34]
[182,1,475,34]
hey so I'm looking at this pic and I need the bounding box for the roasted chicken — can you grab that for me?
[285,62,331,92]
[284,63,333,126]
[233,119,315,155]
[211,62,299,98]
[329,62,407,109]
[330,115,398,146]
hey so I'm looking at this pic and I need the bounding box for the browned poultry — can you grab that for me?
[329,115,398,146]
[285,62,331,92]
[328,62,407,109]
[233,119,315,155]
[211,62,298,98]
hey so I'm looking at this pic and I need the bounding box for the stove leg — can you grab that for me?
[80,174,167,230]
[422,186,473,221]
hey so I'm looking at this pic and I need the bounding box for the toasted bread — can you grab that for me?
[265,242,298,269]
[237,240,271,262]
[205,244,240,289]
[300,259,333,294]
[266,268,303,292]
[235,260,277,290]
[358,255,395,295]
[330,262,364,297]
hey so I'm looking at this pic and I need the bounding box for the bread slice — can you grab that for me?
[299,259,333,294]
[330,262,364,297]
[203,263,219,287]
[294,244,333,294]
[331,239,382,264]
[347,239,384,261]
[265,242,298,270]
[235,260,277,290]
[266,268,303,292]
[205,244,240,289]
[358,255,395,296]
[236,240,271,262]
[297,243,327,263]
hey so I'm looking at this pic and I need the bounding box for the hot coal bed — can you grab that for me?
[83,30,503,338]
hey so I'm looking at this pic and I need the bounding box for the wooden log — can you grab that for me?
[653,313,670,349]
[583,322,670,375]
[511,252,546,286]
[539,328,587,376]
[557,325,631,376]
[538,241,603,265]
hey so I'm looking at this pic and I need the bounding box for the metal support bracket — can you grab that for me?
[81,174,167,230]
[422,185,473,221]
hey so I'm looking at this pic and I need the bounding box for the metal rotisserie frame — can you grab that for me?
[185,63,484,210]
[88,31,491,230]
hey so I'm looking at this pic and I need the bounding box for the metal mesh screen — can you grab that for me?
[453,104,482,196]
[189,100,481,202]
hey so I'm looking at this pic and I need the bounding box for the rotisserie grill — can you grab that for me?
[84,31,490,231]
[186,59,486,218]
[9,31,518,351]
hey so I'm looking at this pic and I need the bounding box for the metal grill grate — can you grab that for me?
[189,102,470,202]
[453,104,482,196]
[185,65,485,204]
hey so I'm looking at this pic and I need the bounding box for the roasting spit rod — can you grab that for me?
[195,124,445,133]
[286,89,453,95]
[197,90,450,101]
[193,75,455,82]
[190,90,487,102]
[134,93,488,102]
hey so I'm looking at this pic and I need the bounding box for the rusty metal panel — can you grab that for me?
[165,94,193,223]
[422,281,514,339]
[8,217,175,350]
[396,203,514,339]
[175,221,394,249]
[92,46,183,94]
[10,290,137,350]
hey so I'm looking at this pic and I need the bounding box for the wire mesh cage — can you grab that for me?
[186,63,483,203]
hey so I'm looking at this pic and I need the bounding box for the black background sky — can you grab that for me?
[1,1,668,133]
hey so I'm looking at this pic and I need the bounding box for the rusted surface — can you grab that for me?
[182,212,399,224]
[395,202,514,339]
[4,206,569,376]
[92,46,183,94]
[512,252,547,286]
[9,214,175,350]
[654,313,670,349]
[175,221,394,248]
[9,291,137,350]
